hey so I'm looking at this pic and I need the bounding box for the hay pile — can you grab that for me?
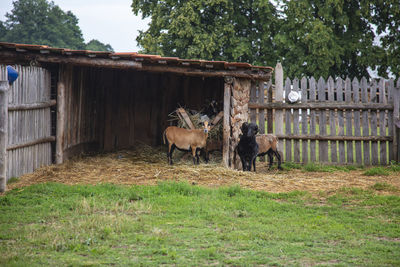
[6,144,400,197]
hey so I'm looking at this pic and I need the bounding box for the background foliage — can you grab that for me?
[0,0,113,52]
[0,0,398,78]
[132,0,400,79]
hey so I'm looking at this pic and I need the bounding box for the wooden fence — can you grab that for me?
[0,65,54,185]
[249,64,400,165]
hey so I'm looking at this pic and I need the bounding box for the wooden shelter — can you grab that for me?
[0,42,273,190]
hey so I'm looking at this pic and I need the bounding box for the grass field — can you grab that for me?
[1,182,399,266]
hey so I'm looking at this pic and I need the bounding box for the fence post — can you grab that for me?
[274,63,284,156]
[0,81,8,192]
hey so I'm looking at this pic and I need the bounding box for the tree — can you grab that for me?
[0,22,6,39]
[86,39,114,52]
[369,0,400,77]
[0,0,86,50]
[275,0,387,79]
[131,0,279,66]
[131,0,399,79]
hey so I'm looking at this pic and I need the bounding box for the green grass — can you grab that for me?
[281,161,400,175]
[389,161,400,172]
[362,162,400,176]
[303,162,361,172]
[369,183,399,193]
[363,167,391,176]
[280,162,362,172]
[280,161,302,171]
[1,182,400,266]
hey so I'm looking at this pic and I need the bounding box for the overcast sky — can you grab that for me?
[0,0,149,52]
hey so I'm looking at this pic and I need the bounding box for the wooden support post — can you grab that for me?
[229,78,251,169]
[56,81,65,164]
[274,63,284,157]
[0,81,8,192]
[223,77,232,167]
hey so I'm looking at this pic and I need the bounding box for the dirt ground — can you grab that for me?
[7,145,400,196]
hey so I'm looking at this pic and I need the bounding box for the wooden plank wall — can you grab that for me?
[61,66,224,158]
[0,65,53,179]
[61,65,101,157]
[248,76,399,165]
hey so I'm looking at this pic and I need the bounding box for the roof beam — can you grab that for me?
[139,64,271,81]
[0,50,142,69]
[0,50,271,80]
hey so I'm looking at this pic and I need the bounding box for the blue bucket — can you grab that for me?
[7,66,19,85]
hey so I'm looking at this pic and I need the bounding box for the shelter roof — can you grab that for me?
[0,42,273,80]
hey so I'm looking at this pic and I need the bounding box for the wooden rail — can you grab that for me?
[276,135,392,142]
[248,102,394,111]
[8,100,56,111]
[7,136,55,151]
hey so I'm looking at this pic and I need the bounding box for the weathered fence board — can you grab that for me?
[249,80,263,159]
[378,79,387,164]
[292,78,300,163]
[361,77,370,165]
[328,77,337,163]
[257,81,266,161]
[301,77,308,163]
[309,77,317,162]
[318,77,328,162]
[345,78,354,164]
[274,63,284,153]
[387,80,394,161]
[352,78,362,165]
[249,67,398,165]
[394,80,400,161]
[285,77,292,162]
[266,80,273,134]
[336,78,345,163]
[370,80,379,165]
